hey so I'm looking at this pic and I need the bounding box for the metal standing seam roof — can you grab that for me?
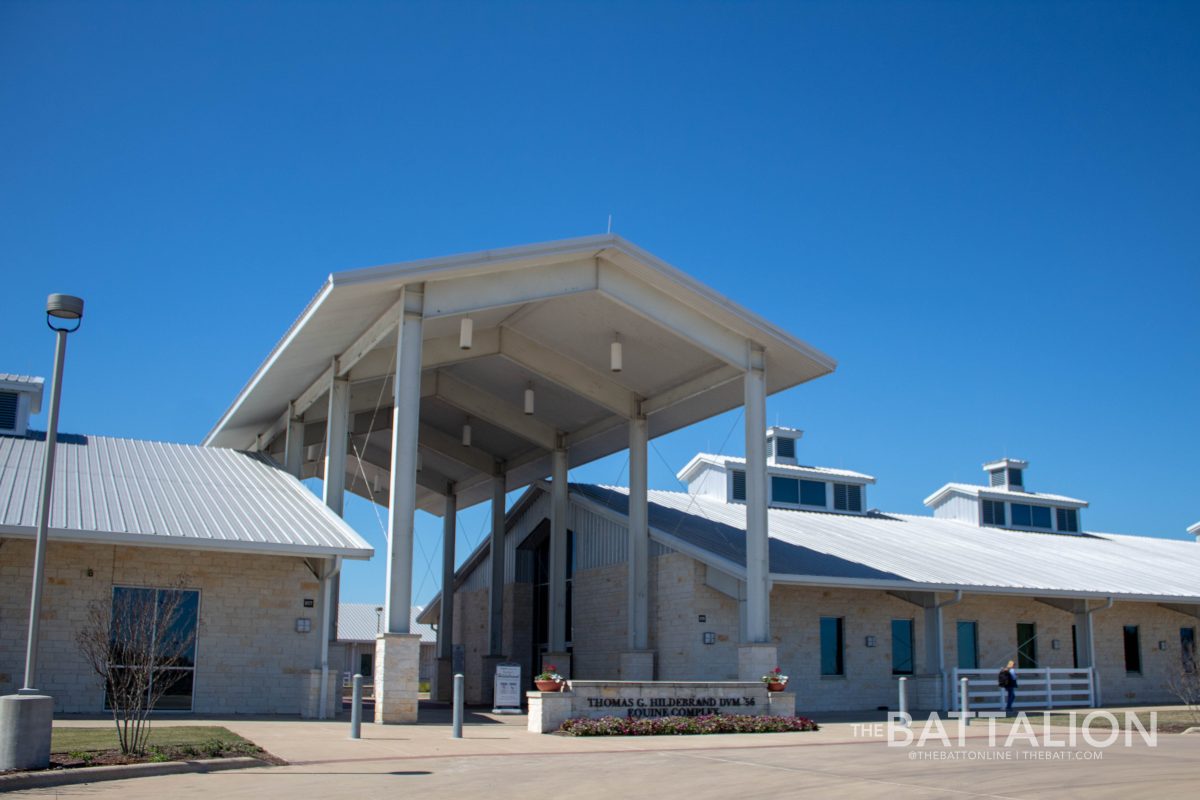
[337,603,435,643]
[0,432,373,559]
[570,484,1200,603]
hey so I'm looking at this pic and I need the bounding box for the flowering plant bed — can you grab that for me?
[558,714,819,736]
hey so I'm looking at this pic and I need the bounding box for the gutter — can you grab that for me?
[318,556,344,719]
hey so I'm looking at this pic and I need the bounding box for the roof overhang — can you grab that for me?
[923,483,1088,509]
[204,235,838,513]
[0,524,373,560]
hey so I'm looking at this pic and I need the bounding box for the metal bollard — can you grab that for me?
[452,673,464,739]
[959,676,970,726]
[349,674,363,739]
[897,676,908,726]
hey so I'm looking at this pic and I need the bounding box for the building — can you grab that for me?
[337,604,435,689]
[420,427,1200,711]
[0,375,373,717]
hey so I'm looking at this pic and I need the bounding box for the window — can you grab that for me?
[1056,508,1079,533]
[1072,624,1079,669]
[833,483,863,512]
[731,470,746,502]
[981,499,1006,526]
[800,480,826,507]
[771,476,799,504]
[1016,622,1038,668]
[892,619,914,675]
[105,587,200,712]
[1007,468,1023,488]
[775,436,795,459]
[820,617,844,676]
[1182,628,1196,674]
[956,621,979,669]
[0,392,17,431]
[1123,625,1141,673]
[1010,504,1051,530]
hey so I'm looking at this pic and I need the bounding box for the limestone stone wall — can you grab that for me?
[1092,601,1197,705]
[452,585,489,703]
[0,540,328,715]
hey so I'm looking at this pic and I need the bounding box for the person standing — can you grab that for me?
[998,660,1018,716]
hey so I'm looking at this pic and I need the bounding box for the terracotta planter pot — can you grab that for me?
[766,681,787,693]
[535,679,564,692]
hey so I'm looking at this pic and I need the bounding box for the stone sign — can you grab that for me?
[527,680,796,733]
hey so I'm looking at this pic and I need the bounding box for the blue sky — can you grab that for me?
[3,1,1197,606]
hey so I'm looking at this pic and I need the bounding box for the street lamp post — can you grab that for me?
[0,293,84,772]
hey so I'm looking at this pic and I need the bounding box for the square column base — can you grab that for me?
[527,689,574,733]
[0,693,53,771]
[541,652,572,680]
[737,643,778,682]
[433,657,454,703]
[619,650,655,680]
[480,655,507,707]
[767,690,795,717]
[301,669,341,719]
[374,633,421,724]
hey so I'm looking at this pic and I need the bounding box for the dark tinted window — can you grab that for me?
[771,476,799,504]
[956,621,978,669]
[1007,468,1023,487]
[892,619,914,675]
[800,480,826,507]
[1017,622,1038,668]
[1010,503,1031,527]
[1030,505,1052,529]
[820,617,844,675]
[982,499,1006,526]
[1182,627,1196,674]
[1124,626,1141,673]
[775,437,795,459]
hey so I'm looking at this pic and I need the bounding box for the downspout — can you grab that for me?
[1085,597,1114,706]
[934,590,964,710]
[319,555,344,719]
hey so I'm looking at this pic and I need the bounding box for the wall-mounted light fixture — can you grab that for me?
[459,317,473,350]
[295,618,312,633]
[1159,641,1168,651]
[1051,639,1061,650]
[865,635,877,647]
[702,632,716,645]
[610,333,623,372]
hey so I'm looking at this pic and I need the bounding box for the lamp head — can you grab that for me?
[46,294,84,331]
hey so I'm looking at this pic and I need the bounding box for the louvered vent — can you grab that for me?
[766,437,774,458]
[0,392,18,432]
[775,436,795,459]
[731,470,747,502]
[833,483,863,512]
[989,470,1005,487]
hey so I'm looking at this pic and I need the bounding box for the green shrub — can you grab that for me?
[559,714,820,736]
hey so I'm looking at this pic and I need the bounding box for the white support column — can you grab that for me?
[283,402,304,478]
[488,465,506,656]
[377,285,424,724]
[435,487,456,702]
[743,346,769,643]
[620,410,655,680]
[627,412,649,651]
[323,373,349,516]
[738,345,775,681]
[547,444,570,672]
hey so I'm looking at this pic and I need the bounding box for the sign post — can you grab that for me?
[492,662,522,714]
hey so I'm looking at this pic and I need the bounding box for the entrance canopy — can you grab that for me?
[204,235,836,512]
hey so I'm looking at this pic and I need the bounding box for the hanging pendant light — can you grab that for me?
[524,382,535,415]
[610,333,623,373]
[459,317,474,350]
[461,419,472,447]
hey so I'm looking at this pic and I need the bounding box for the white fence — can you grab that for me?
[950,667,1094,711]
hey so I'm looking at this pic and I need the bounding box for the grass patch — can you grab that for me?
[51,725,253,754]
[559,714,820,736]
